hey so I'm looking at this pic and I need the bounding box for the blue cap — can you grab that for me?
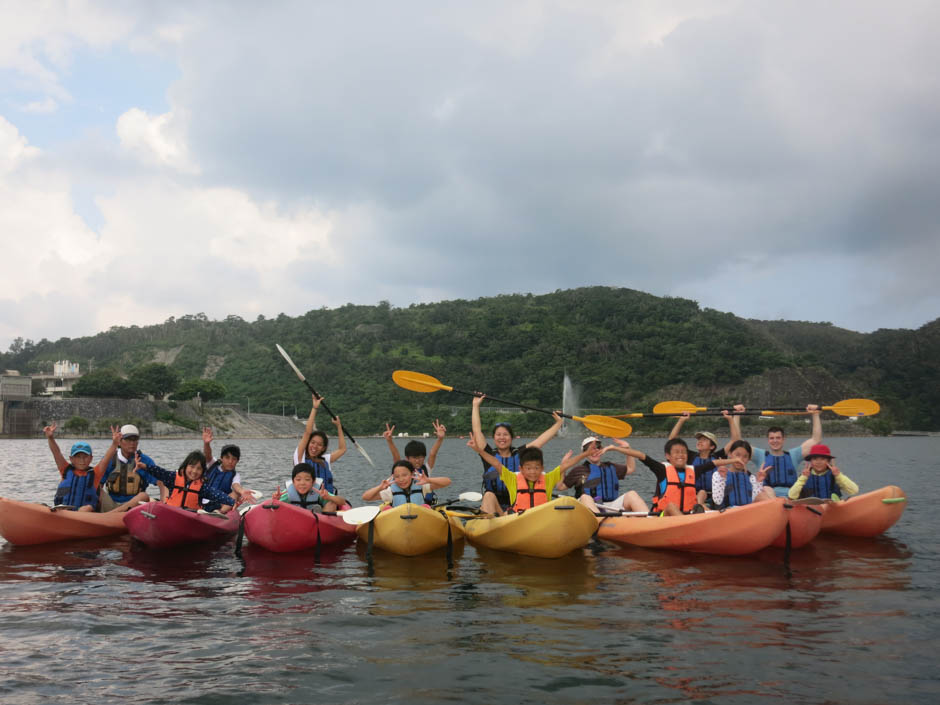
[70,442,92,457]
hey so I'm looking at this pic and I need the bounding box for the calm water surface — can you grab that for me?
[1,435,937,704]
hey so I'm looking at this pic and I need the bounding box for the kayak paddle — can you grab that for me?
[276,344,376,467]
[651,398,880,417]
[392,370,632,438]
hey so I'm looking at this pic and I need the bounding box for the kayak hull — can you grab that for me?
[244,501,356,552]
[0,496,127,546]
[596,500,787,555]
[123,502,239,548]
[356,504,464,556]
[820,485,907,537]
[771,499,827,549]
[463,496,598,558]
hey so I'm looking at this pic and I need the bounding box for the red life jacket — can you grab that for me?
[651,463,696,513]
[512,472,547,511]
[165,474,203,510]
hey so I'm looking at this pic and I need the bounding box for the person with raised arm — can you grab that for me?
[291,394,348,511]
[471,395,563,512]
[44,424,121,512]
[745,405,823,495]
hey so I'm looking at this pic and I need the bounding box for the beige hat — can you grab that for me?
[694,431,718,447]
[581,436,600,449]
[120,424,140,438]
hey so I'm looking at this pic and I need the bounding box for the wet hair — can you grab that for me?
[403,440,427,458]
[307,430,329,453]
[492,421,514,438]
[392,459,415,473]
[766,426,785,437]
[519,447,543,465]
[177,451,207,477]
[728,440,753,459]
[664,438,689,454]
[292,463,315,480]
[220,444,241,459]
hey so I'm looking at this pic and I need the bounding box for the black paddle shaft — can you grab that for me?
[451,387,567,420]
[301,379,361,445]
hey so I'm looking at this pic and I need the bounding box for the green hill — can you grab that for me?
[3,287,937,434]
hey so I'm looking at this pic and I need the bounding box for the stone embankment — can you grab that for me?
[24,398,305,439]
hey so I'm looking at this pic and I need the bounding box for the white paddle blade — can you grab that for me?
[458,491,483,502]
[353,441,377,468]
[275,343,307,382]
[339,505,381,526]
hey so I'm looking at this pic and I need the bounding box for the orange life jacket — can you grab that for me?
[651,463,696,513]
[512,472,547,511]
[165,474,203,510]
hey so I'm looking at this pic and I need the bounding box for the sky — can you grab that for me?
[1,1,938,351]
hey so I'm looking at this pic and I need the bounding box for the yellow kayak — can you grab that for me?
[463,496,599,558]
[355,503,464,556]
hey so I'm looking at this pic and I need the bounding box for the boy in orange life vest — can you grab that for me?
[467,438,592,516]
[618,438,706,516]
[144,451,237,511]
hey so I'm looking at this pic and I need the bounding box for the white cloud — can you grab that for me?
[116,107,197,173]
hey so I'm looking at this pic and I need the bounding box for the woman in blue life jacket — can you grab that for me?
[565,437,648,514]
[471,394,563,510]
[361,460,453,508]
[711,440,777,508]
[43,423,122,511]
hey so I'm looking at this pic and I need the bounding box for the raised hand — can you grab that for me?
[43,423,57,438]
[433,419,446,438]
[202,426,213,444]
[382,422,395,440]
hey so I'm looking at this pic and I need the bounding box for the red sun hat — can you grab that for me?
[805,443,834,460]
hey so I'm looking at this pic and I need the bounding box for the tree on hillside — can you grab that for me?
[171,378,227,402]
[72,369,135,398]
[129,363,180,399]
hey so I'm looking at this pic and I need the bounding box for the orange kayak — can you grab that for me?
[596,500,788,555]
[771,498,827,549]
[0,496,127,546]
[820,485,907,537]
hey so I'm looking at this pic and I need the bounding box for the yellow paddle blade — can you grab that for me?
[392,370,453,394]
[827,398,880,417]
[652,401,708,414]
[575,415,632,438]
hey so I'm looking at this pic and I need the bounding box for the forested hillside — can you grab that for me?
[3,287,937,433]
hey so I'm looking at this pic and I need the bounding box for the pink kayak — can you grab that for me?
[771,498,827,549]
[820,485,907,537]
[0,496,127,546]
[123,501,240,548]
[243,500,356,552]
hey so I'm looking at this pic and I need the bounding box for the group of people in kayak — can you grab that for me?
[42,391,860,519]
[43,423,249,514]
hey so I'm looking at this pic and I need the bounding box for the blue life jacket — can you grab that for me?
[692,456,716,494]
[391,481,427,507]
[201,461,235,510]
[414,463,437,505]
[285,484,319,509]
[722,471,754,507]
[303,456,336,494]
[482,446,520,506]
[802,471,841,500]
[763,452,797,488]
[582,462,620,503]
[54,466,100,510]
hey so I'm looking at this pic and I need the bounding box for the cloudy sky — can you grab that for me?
[1,1,938,350]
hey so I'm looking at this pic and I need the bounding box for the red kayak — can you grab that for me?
[771,498,827,549]
[820,485,907,537]
[123,501,240,548]
[243,500,356,553]
[0,496,127,546]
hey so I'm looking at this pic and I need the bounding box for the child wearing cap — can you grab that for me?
[787,444,859,501]
[201,427,248,513]
[43,423,121,511]
[564,437,648,514]
[669,407,741,508]
[471,395,563,510]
